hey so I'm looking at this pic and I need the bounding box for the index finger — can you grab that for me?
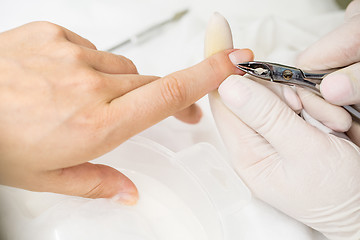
[59,25,97,50]
[296,15,360,70]
[107,49,254,137]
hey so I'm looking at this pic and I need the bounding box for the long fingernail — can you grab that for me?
[112,191,139,205]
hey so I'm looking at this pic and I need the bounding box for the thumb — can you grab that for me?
[46,163,138,205]
[320,62,360,105]
[296,15,360,70]
[345,0,360,20]
[218,75,329,160]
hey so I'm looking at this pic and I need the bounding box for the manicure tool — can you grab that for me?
[106,9,189,52]
[236,61,360,121]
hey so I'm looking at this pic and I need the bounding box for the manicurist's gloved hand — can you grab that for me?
[0,21,251,204]
[205,12,360,240]
[216,75,360,239]
[296,0,360,146]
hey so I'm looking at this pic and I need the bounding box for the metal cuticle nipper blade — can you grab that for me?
[236,61,360,121]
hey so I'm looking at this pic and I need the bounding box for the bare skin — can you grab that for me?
[0,21,253,204]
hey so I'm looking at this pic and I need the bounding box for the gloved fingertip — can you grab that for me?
[323,114,352,133]
[218,75,251,109]
[283,87,302,112]
[295,53,307,69]
[204,12,233,58]
[345,0,360,20]
[321,73,353,105]
[295,50,317,70]
[295,50,326,70]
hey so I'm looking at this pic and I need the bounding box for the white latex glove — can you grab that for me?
[296,0,360,146]
[216,75,360,240]
[205,12,360,240]
[205,13,302,116]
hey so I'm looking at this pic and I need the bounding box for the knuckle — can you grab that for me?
[88,40,97,50]
[84,183,104,198]
[125,58,138,73]
[64,44,85,61]
[160,75,187,106]
[207,54,226,80]
[81,165,120,199]
[77,69,105,92]
[30,21,64,39]
[83,178,106,198]
[72,109,107,136]
[118,55,138,73]
[105,53,137,73]
[50,166,107,198]
[343,21,360,61]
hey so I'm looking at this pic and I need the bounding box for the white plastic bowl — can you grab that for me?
[0,136,251,240]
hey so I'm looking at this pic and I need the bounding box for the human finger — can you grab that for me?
[104,73,203,124]
[204,12,280,171]
[296,88,352,132]
[320,62,360,106]
[22,23,137,74]
[104,74,202,124]
[348,121,360,146]
[210,89,278,173]
[204,12,234,58]
[102,74,159,99]
[26,21,97,50]
[42,24,137,74]
[296,15,360,70]
[249,76,303,113]
[345,0,360,20]
[58,24,97,50]
[218,75,330,161]
[102,73,203,124]
[106,49,254,138]
[203,12,289,169]
[44,163,138,205]
[0,21,97,53]
[72,47,138,74]
[173,104,202,124]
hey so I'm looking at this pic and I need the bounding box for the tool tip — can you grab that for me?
[173,9,189,21]
[236,62,271,79]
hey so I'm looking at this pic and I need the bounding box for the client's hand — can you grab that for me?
[0,21,248,204]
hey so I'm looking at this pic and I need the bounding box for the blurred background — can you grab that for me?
[0,0,351,78]
[0,0,354,239]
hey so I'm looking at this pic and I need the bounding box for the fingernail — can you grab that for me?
[321,72,353,105]
[112,191,139,205]
[228,49,254,66]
